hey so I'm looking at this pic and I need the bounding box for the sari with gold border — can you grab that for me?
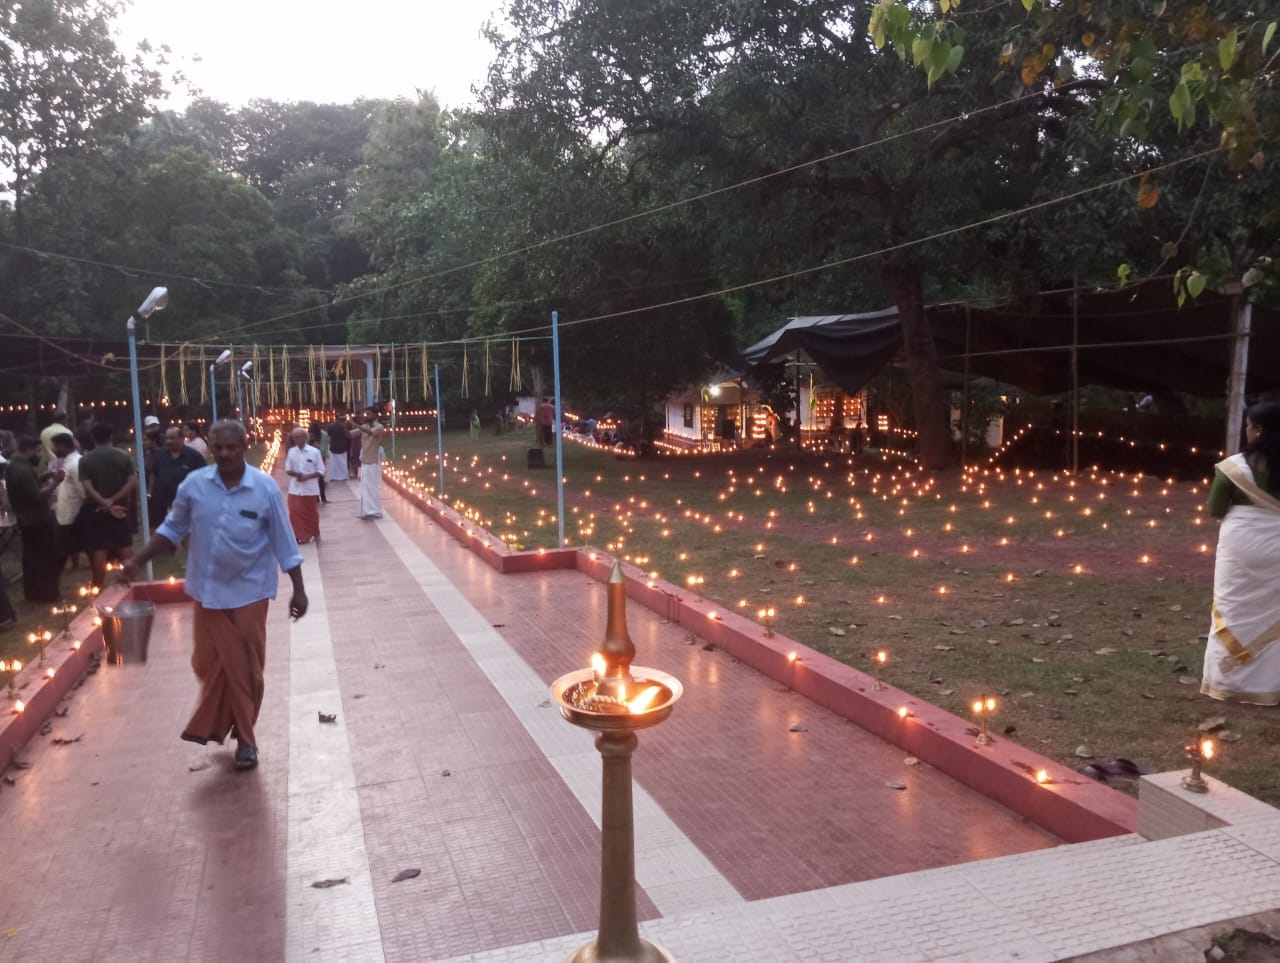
[1201,454,1280,705]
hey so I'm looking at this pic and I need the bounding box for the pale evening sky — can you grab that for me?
[113,0,504,110]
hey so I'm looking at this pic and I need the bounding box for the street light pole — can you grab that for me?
[210,349,231,423]
[127,286,169,580]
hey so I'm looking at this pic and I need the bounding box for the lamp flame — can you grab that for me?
[626,686,662,714]
[590,653,606,677]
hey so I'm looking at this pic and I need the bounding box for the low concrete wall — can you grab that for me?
[384,469,1139,843]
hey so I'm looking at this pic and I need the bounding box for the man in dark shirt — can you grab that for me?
[77,423,138,589]
[327,418,351,481]
[150,426,207,526]
[5,436,63,602]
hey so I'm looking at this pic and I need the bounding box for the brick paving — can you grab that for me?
[2,472,1276,961]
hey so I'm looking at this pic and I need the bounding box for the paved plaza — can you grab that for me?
[2,476,1279,961]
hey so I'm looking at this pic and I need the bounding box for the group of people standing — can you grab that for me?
[283,407,385,545]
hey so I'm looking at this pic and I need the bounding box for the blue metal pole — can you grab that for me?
[127,321,153,579]
[434,364,445,496]
[552,310,565,548]
[210,366,218,423]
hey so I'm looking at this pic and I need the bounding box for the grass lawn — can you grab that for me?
[391,424,1280,804]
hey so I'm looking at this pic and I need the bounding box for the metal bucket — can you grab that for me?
[102,600,156,665]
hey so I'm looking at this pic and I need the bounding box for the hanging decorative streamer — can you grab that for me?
[199,345,208,405]
[374,346,382,403]
[178,344,188,405]
[267,346,276,409]
[282,346,292,406]
[460,343,471,399]
[422,344,431,398]
[251,344,262,412]
[404,342,411,403]
[510,338,522,392]
[484,340,492,397]
[321,349,330,410]
[344,346,353,410]
[388,343,396,403]
[308,345,318,404]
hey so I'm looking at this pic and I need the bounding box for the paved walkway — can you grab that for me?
[2,475,1278,961]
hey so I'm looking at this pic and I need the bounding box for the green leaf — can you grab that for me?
[1130,57,1153,80]
[1117,263,1132,285]
[946,43,964,73]
[1020,0,1034,11]
[1181,61,1204,84]
[912,35,932,66]
[1264,22,1277,55]
[1187,272,1207,299]
[1242,267,1265,288]
[1219,30,1237,71]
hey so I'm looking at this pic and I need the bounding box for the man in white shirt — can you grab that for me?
[284,426,324,544]
[51,432,83,568]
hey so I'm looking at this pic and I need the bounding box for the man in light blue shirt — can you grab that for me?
[126,420,307,771]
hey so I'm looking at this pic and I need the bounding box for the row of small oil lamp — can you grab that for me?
[1,582,105,715]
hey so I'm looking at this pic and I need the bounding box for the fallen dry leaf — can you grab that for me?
[1198,716,1227,733]
[318,712,337,724]
[1218,730,1242,743]
[788,724,808,733]
[828,627,846,637]
[1095,648,1118,656]
[1178,675,1199,686]
[884,780,907,790]
[986,639,1001,646]
[1075,745,1093,758]
[904,757,920,766]
[391,869,421,883]
[311,878,349,889]
[933,644,954,651]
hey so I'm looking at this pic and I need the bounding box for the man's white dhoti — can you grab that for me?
[328,453,349,481]
[358,462,382,518]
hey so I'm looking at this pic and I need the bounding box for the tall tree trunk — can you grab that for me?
[887,266,953,471]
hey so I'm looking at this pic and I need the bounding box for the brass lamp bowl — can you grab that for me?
[552,667,683,732]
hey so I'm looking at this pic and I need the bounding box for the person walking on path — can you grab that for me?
[349,407,384,519]
[326,418,350,482]
[150,426,206,528]
[285,427,324,544]
[1202,400,1280,706]
[539,398,555,446]
[51,433,84,570]
[4,436,64,603]
[76,423,138,590]
[307,422,329,503]
[124,420,307,771]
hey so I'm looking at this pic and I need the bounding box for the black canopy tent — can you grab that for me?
[742,282,1280,399]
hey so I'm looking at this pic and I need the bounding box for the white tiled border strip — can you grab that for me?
[375,506,744,915]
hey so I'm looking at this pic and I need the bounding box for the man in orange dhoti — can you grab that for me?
[125,420,306,771]
[285,427,324,544]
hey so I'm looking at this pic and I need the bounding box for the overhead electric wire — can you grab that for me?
[220,81,1106,338]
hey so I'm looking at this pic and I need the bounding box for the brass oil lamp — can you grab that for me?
[551,562,682,963]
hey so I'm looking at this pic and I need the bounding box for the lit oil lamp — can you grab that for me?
[52,601,77,638]
[1181,737,1215,793]
[758,606,776,638]
[550,562,680,963]
[27,627,52,666]
[0,658,21,699]
[972,695,997,745]
[873,649,888,690]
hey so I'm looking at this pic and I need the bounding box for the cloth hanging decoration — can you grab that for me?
[404,343,411,404]
[460,343,470,399]
[388,343,396,403]
[159,342,169,404]
[282,346,292,405]
[178,344,188,405]
[267,346,276,409]
[421,344,431,398]
[484,340,492,397]
[510,338,522,392]
[199,345,208,405]
[251,344,261,412]
[374,346,382,404]
[308,346,318,403]
[344,346,353,409]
